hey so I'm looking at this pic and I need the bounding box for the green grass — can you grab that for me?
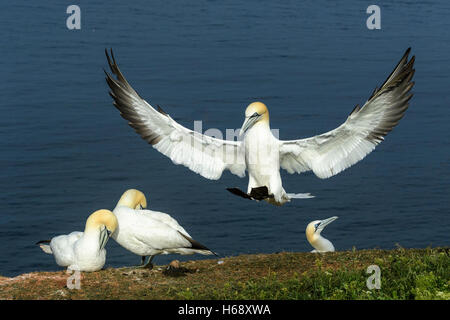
[0,247,448,300]
[172,248,449,300]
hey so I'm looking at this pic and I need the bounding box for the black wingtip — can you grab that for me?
[178,232,214,253]
[110,48,116,64]
[157,104,168,116]
[400,47,411,62]
[105,48,118,73]
[105,48,112,67]
[368,48,415,102]
[349,104,361,116]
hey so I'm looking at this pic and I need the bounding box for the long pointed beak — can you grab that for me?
[239,116,259,136]
[317,216,338,231]
[239,118,250,136]
[100,229,112,250]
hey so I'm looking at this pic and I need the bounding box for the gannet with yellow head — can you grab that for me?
[112,189,216,269]
[306,216,338,253]
[37,209,118,272]
[237,101,298,205]
[105,48,415,205]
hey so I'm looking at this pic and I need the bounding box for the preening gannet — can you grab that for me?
[112,189,216,268]
[37,209,118,272]
[105,48,415,206]
[306,216,338,253]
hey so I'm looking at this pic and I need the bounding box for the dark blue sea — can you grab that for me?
[1,0,449,277]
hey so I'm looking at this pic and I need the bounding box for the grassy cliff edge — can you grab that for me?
[0,247,448,300]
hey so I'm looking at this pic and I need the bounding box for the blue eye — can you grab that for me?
[251,112,259,118]
[314,223,320,229]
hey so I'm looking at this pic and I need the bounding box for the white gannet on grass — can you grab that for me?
[37,209,118,272]
[112,189,216,269]
[104,48,415,206]
[306,216,338,253]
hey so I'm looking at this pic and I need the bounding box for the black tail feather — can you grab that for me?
[227,186,274,201]
[249,186,273,200]
[227,187,252,199]
[36,240,51,245]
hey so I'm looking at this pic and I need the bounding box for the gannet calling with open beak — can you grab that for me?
[306,216,338,253]
[105,48,415,206]
[111,189,216,269]
[37,209,118,272]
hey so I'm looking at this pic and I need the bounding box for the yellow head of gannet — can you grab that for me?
[240,101,270,135]
[306,216,338,253]
[85,209,118,251]
[116,189,148,210]
[85,209,118,234]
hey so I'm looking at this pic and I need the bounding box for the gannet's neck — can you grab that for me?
[80,228,102,250]
[80,209,118,253]
[245,119,272,139]
[253,117,270,131]
[308,234,335,252]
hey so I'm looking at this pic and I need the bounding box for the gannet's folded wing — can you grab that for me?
[104,49,245,180]
[139,209,191,238]
[280,48,414,179]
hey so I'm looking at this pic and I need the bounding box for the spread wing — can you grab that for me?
[104,49,246,180]
[280,48,415,179]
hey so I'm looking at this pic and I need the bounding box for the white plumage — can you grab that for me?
[105,48,415,205]
[37,209,118,272]
[111,189,215,268]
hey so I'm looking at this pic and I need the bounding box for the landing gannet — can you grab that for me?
[105,48,415,206]
[306,216,338,253]
[37,209,118,272]
[112,189,216,268]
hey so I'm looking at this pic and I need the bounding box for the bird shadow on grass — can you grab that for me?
[162,265,196,278]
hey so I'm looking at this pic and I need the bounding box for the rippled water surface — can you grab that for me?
[1,0,449,276]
